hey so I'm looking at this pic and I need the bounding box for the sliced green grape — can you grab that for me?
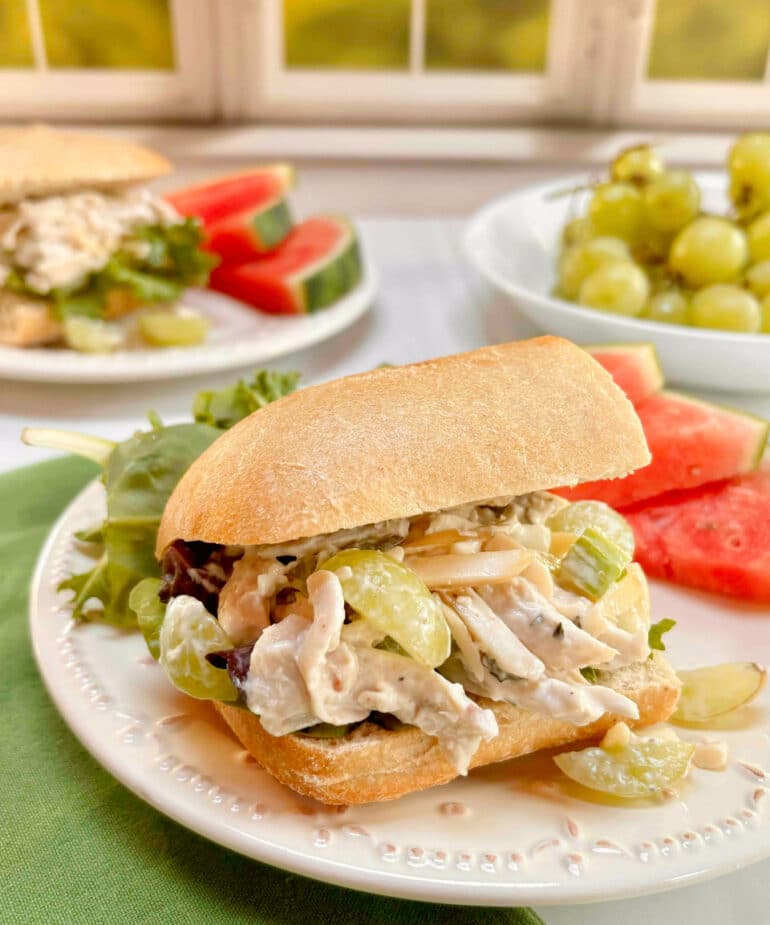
[159,596,239,701]
[63,317,124,353]
[561,217,594,248]
[690,285,761,333]
[729,133,770,220]
[643,170,701,234]
[319,549,451,668]
[746,260,770,297]
[138,310,210,347]
[673,662,767,724]
[747,212,770,263]
[578,261,650,317]
[129,577,165,660]
[589,183,645,243]
[761,294,770,333]
[644,289,690,326]
[547,501,634,558]
[555,527,631,601]
[669,217,748,287]
[611,144,664,187]
[557,237,630,300]
[554,739,694,798]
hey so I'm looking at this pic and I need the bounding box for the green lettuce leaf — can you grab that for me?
[193,369,300,430]
[648,618,676,653]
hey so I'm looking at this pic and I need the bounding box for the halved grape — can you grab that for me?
[63,317,124,353]
[555,527,630,601]
[669,217,748,288]
[746,260,770,297]
[673,662,767,724]
[690,285,761,333]
[129,577,165,660]
[547,501,634,558]
[643,170,700,234]
[729,133,770,220]
[557,237,630,299]
[644,289,689,325]
[611,145,664,187]
[138,310,210,347]
[159,596,238,700]
[554,738,694,797]
[562,217,594,248]
[747,212,770,263]
[589,183,645,243]
[578,262,649,316]
[319,549,451,668]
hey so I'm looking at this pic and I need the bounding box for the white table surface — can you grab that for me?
[3,215,770,924]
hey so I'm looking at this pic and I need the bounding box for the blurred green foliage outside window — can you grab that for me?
[649,0,770,81]
[0,0,34,67]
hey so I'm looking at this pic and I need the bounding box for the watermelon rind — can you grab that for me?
[290,216,363,313]
[584,342,664,405]
[252,198,293,252]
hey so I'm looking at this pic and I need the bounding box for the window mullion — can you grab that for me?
[24,0,47,70]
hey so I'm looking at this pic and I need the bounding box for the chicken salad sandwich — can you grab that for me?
[0,125,214,351]
[145,337,680,804]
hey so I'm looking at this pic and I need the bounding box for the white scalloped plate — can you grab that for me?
[0,254,376,384]
[30,481,770,906]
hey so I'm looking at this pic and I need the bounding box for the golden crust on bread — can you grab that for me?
[0,125,170,204]
[157,337,650,554]
[214,655,681,805]
[0,291,61,346]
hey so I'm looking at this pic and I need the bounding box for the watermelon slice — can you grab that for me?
[557,391,769,508]
[624,457,770,601]
[585,343,663,407]
[209,216,362,314]
[166,165,294,257]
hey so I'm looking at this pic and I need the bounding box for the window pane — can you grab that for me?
[648,0,770,81]
[284,0,410,70]
[39,0,174,69]
[426,0,550,72]
[0,0,34,67]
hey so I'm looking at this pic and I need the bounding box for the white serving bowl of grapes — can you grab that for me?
[465,134,770,393]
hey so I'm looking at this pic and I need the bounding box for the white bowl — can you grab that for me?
[464,172,770,394]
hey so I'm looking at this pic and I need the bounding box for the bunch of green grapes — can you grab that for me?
[554,135,770,334]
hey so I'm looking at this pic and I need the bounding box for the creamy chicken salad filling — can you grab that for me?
[160,492,652,774]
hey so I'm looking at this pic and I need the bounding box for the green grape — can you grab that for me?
[578,261,650,316]
[138,310,210,347]
[557,237,630,299]
[729,133,770,220]
[611,144,664,186]
[562,216,594,248]
[547,501,634,558]
[555,527,631,601]
[554,739,694,798]
[761,293,770,333]
[690,285,761,333]
[589,183,645,243]
[63,317,124,353]
[129,577,166,660]
[319,549,451,668]
[644,289,689,326]
[747,212,770,262]
[746,260,770,297]
[643,170,701,234]
[159,597,239,701]
[669,217,748,287]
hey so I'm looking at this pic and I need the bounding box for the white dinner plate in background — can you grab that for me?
[465,172,770,394]
[29,481,770,906]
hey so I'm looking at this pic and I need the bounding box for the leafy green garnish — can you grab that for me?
[648,618,676,653]
[193,369,300,430]
[580,666,600,684]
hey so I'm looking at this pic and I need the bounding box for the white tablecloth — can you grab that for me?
[2,217,768,924]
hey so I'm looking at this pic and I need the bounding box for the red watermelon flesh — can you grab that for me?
[585,343,663,407]
[556,391,768,508]
[624,458,770,601]
[166,165,293,226]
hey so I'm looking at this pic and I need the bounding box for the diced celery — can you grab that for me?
[547,500,634,558]
[555,527,630,600]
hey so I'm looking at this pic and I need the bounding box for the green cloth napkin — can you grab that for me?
[1,457,544,925]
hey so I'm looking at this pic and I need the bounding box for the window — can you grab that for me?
[227,0,586,123]
[598,0,770,129]
[0,0,214,120]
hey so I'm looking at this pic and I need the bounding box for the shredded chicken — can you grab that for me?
[218,551,288,646]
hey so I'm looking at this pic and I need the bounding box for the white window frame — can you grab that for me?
[217,0,593,124]
[0,0,216,121]
[594,0,770,129]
